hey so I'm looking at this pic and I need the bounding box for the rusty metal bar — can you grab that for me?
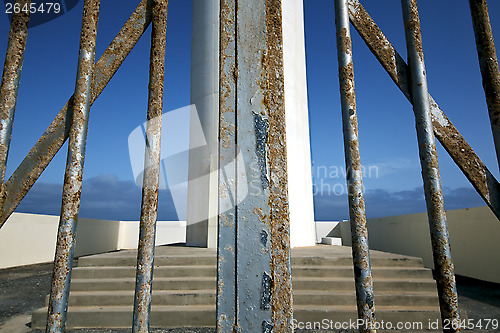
[46,0,100,331]
[334,1,376,331]
[0,0,30,200]
[217,0,237,331]
[265,1,293,331]
[401,0,461,330]
[0,0,154,228]
[131,0,167,331]
[217,0,293,331]
[469,0,500,171]
[347,0,500,220]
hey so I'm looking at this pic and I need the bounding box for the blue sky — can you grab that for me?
[0,0,498,221]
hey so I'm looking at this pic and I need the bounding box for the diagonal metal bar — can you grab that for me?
[469,0,500,172]
[334,0,376,331]
[46,0,100,331]
[0,0,154,227]
[0,0,31,196]
[401,0,461,330]
[347,0,500,220]
[131,0,167,331]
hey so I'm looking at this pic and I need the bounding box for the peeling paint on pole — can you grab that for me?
[0,0,154,228]
[347,0,500,220]
[131,0,168,332]
[217,0,292,331]
[0,0,30,213]
[46,0,100,331]
[401,0,461,330]
[334,0,376,331]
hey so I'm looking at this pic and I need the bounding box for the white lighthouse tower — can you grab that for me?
[186,0,316,248]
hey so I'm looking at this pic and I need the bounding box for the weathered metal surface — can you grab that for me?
[217,0,293,331]
[265,1,293,331]
[0,0,30,204]
[469,0,500,171]
[347,0,500,220]
[0,0,154,228]
[46,0,100,331]
[401,0,461,330]
[334,1,376,332]
[217,0,237,331]
[132,0,167,332]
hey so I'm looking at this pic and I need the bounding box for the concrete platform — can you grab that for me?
[29,244,456,330]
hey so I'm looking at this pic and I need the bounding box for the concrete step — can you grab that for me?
[78,257,425,269]
[293,305,441,329]
[31,305,216,329]
[61,290,215,307]
[69,277,216,292]
[71,266,216,279]
[293,290,439,307]
[291,256,423,267]
[291,265,433,279]
[69,276,435,293]
[58,289,438,308]
[78,255,217,267]
[292,277,437,292]
[70,265,432,280]
[31,245,447,329]
[31,304,445,329]
[321,236,343,245]
[79,252,423,268]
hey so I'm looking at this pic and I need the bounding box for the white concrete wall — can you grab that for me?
[315,221,341,243]
[117,220,186,249]
[282,0,316,247]
[336,206,500,284]
[0,213,186,269]
[0,213,59,269]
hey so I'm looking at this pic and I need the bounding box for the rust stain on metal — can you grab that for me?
[0,0,154,228]
[405,0,424,62]
[91,0,154,101]
[469,0,500,167]
[0,0,31,215]
[336,0,376,329]
[132,1,167,332]
[347,0,410,96]
[402,0,461,327]
[348,0,500,219]
[46,0,100,331]
[264,0,293,331]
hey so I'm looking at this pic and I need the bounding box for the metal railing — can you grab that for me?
[0,0,498,332]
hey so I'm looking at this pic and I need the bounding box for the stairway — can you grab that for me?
[32,245,445,330]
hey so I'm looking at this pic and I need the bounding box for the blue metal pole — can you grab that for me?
[216,0,293,331]
[469,0,500,172]
[132,0,168,331]
[45,1,100,332]
[401,0,461,331]
[334,0,376,331]
[0,0,30,209]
